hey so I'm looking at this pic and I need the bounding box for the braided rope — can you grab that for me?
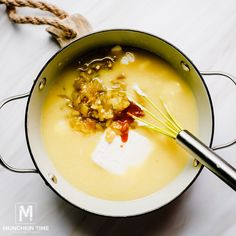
[0,0,77,38]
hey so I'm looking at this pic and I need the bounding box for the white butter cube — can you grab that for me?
[92,130,153,175]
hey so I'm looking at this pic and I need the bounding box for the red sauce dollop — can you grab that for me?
[114,102,144,143]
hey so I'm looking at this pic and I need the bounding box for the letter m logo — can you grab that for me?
[15,203,36,224]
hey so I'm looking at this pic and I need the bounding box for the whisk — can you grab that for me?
[129,85,236,191]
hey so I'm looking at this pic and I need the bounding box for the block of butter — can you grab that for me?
[92,130,153,175]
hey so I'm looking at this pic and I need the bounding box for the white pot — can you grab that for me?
[1,30,235,217]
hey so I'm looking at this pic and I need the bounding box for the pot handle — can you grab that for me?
[0,92,38,173]
[201,71,236,151]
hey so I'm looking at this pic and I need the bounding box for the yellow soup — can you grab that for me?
[41,47,198,201]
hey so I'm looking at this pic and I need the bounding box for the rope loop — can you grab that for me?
[0,0,77,38]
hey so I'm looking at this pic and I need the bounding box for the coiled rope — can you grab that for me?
[0,0,77,39]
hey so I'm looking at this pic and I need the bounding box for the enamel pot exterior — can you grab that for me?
[25,30,214,217]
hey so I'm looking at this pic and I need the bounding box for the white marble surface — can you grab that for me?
[0,0,236,235]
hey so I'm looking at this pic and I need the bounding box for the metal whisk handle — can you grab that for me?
[177,130,236,191]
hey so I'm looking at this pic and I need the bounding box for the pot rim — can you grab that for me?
[25,28,215,217]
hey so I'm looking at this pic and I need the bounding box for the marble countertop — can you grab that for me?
[0,0,235,235]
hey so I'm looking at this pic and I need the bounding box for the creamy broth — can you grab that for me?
[41,47,198,201]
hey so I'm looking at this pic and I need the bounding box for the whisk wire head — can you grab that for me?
[131,85,182,139]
